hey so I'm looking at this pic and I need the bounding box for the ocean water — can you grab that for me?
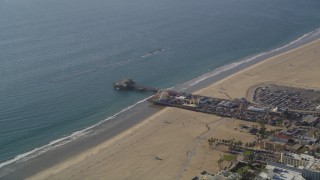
[1,0,320,168]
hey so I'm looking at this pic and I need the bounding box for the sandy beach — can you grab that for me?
[22,39,320,180]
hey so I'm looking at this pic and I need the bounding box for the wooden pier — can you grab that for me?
[113,81,320,125]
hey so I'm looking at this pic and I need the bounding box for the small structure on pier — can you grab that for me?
[113,79,158,93]
[113,79,136,90]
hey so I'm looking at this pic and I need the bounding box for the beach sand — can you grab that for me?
[28,40,320,180]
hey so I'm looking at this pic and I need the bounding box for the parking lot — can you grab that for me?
[253,84,320,111]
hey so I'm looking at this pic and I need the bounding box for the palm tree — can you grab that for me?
[238,140,243,147]
[208,139,213,148]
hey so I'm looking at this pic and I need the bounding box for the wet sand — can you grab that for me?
[23,40,320,180]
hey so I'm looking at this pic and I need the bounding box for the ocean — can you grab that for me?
[1,0,320,171]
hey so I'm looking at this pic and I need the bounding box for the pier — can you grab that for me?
[113,80,320,124]
[148,90,276,122]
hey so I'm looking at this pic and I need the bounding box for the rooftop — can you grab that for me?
[310,162,320,171]
[272,133,290,140]
[264,164,305,180]
[282,153,314,161]
[247,106,268,112]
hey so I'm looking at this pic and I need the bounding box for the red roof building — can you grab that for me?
[271,133,290,143]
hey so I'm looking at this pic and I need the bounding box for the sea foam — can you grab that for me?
[0,96,152,171]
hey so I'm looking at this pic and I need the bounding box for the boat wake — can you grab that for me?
[141,48,166,58]
[90,46,172,71]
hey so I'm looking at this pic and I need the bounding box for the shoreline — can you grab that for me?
[1,29,320,179]
[29,38,320,180]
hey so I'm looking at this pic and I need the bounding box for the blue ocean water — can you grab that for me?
[0,0,320,166]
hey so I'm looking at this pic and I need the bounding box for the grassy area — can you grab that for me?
[236,166,248,174]
[223,154,236,161]
[235,163,257,178]
[243,150,253,157]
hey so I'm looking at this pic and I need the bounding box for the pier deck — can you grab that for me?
[113,80,320,123]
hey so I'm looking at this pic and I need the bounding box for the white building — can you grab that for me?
[302,159,320,180]
[255,162,305,180]
[247,106,267,113]
[279,153,320,180]
[280,153,313,168]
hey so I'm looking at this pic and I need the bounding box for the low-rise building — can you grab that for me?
[287,144,304,153]
[281,153,312,167]
[303,115,319,125]
[255,162,305,180]
[193,170,241,180]
[258,140,287,152]
[247,106,267,113]
[299,136,317,145]
[218,100,238,108]
[216,170,242,180]
[270,133,290,143]
[302,158,320,180]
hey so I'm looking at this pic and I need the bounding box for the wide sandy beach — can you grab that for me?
[24,39,320,180]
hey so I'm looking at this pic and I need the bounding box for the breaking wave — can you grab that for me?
[0,97,151,171]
